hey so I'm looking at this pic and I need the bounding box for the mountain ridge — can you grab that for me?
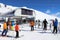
[0,3,60,22]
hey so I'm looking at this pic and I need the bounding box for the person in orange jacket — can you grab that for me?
[30,20,35,31]
[2,21,8,36]
[15,23,19,38]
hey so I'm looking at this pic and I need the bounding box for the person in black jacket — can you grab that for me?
[43,19,48,30]
[38,20,40,28]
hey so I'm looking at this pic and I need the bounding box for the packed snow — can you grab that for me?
[0,23,60,40]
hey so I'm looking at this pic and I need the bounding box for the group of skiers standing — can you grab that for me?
[1,18,58,38]
[1,20,19,38]
[30,18,58,34]
[42,18,58,34]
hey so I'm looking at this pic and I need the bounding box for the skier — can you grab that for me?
[43,19,48,30]
[15,23,19,38]
[6,18,11,30]
[2,21,8,36]
[53,18,58,34]
[35,20,37,28]
[6,20,9,30]
[30,20,35,31]
[38,20,40,28]
[49,20,52,30]
[7,19,10,27]
[52,20,54,27]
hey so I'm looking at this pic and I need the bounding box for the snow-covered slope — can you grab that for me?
[0,23,60,40]
[0,3,18,10]
[0,3,60,22]
[34,10,60,22]
[6,5,18,10]
[0,3,18,15]
[0,7,12,15]
[0,3,5,7]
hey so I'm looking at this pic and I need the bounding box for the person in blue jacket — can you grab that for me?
[53,18,58,34]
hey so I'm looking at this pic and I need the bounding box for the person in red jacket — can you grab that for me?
[15,23,19,38]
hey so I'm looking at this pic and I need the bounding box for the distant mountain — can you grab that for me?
[0,3,60,22]
[0,3,18,15]
[0,3,18,10]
